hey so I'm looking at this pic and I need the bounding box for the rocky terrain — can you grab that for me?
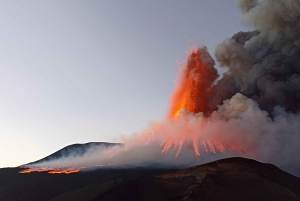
[1,152,300,201]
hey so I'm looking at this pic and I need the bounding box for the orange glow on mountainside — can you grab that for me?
[19,166,81,174]
[19,164,117,174]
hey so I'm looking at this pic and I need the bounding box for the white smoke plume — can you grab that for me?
[28,93,300,175]
[26,0,300,177]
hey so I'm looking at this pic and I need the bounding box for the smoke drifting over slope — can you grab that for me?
[23,0,300,176]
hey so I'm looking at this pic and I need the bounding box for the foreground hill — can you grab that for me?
[1,156,300,201]
[95,157,300,201]
[0,166,176,201]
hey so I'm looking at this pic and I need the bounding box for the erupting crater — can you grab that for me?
[160,48,245,158]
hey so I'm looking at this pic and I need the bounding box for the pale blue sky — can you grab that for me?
[0,0,251,167]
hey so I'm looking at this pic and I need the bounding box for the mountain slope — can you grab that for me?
[1,152,300,201]
[0,166,175,201]
[95,157,300,201]
[26,142,121,165]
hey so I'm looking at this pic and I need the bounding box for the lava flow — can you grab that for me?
[19,166,82,174]
[19,163,117,174]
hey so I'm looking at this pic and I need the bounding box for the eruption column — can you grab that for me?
[168,48,219,118]
[160,47,240,157]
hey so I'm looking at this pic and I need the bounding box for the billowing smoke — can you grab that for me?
[213,0,300,114]
[23,0,300,176]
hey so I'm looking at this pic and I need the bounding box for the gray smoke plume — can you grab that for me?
[206,0,300,175]
[213,0,300,114]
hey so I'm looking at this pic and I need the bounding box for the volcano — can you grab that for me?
[2,0,300,200]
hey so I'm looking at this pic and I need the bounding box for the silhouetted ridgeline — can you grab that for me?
[26,142,121,165]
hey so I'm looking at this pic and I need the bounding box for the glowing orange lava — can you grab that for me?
[19,166,82,174]
[18,164,117,174]
[162,48,246,158]
[168,48,218,119]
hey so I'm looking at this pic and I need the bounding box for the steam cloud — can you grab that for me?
[29,0,300,176]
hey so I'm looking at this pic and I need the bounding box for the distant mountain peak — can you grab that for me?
[26,142,121,165]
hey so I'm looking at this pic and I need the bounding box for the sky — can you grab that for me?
[0,0,252,168]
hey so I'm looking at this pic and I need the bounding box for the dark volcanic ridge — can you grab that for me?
[95,157,300,201]
[2,157,300,201]
[23,142,184,170]
[25,142,121,166]
[0,164,175,201]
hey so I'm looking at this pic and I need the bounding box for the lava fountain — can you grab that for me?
[161,47,246,158]
[168,48,218,119]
